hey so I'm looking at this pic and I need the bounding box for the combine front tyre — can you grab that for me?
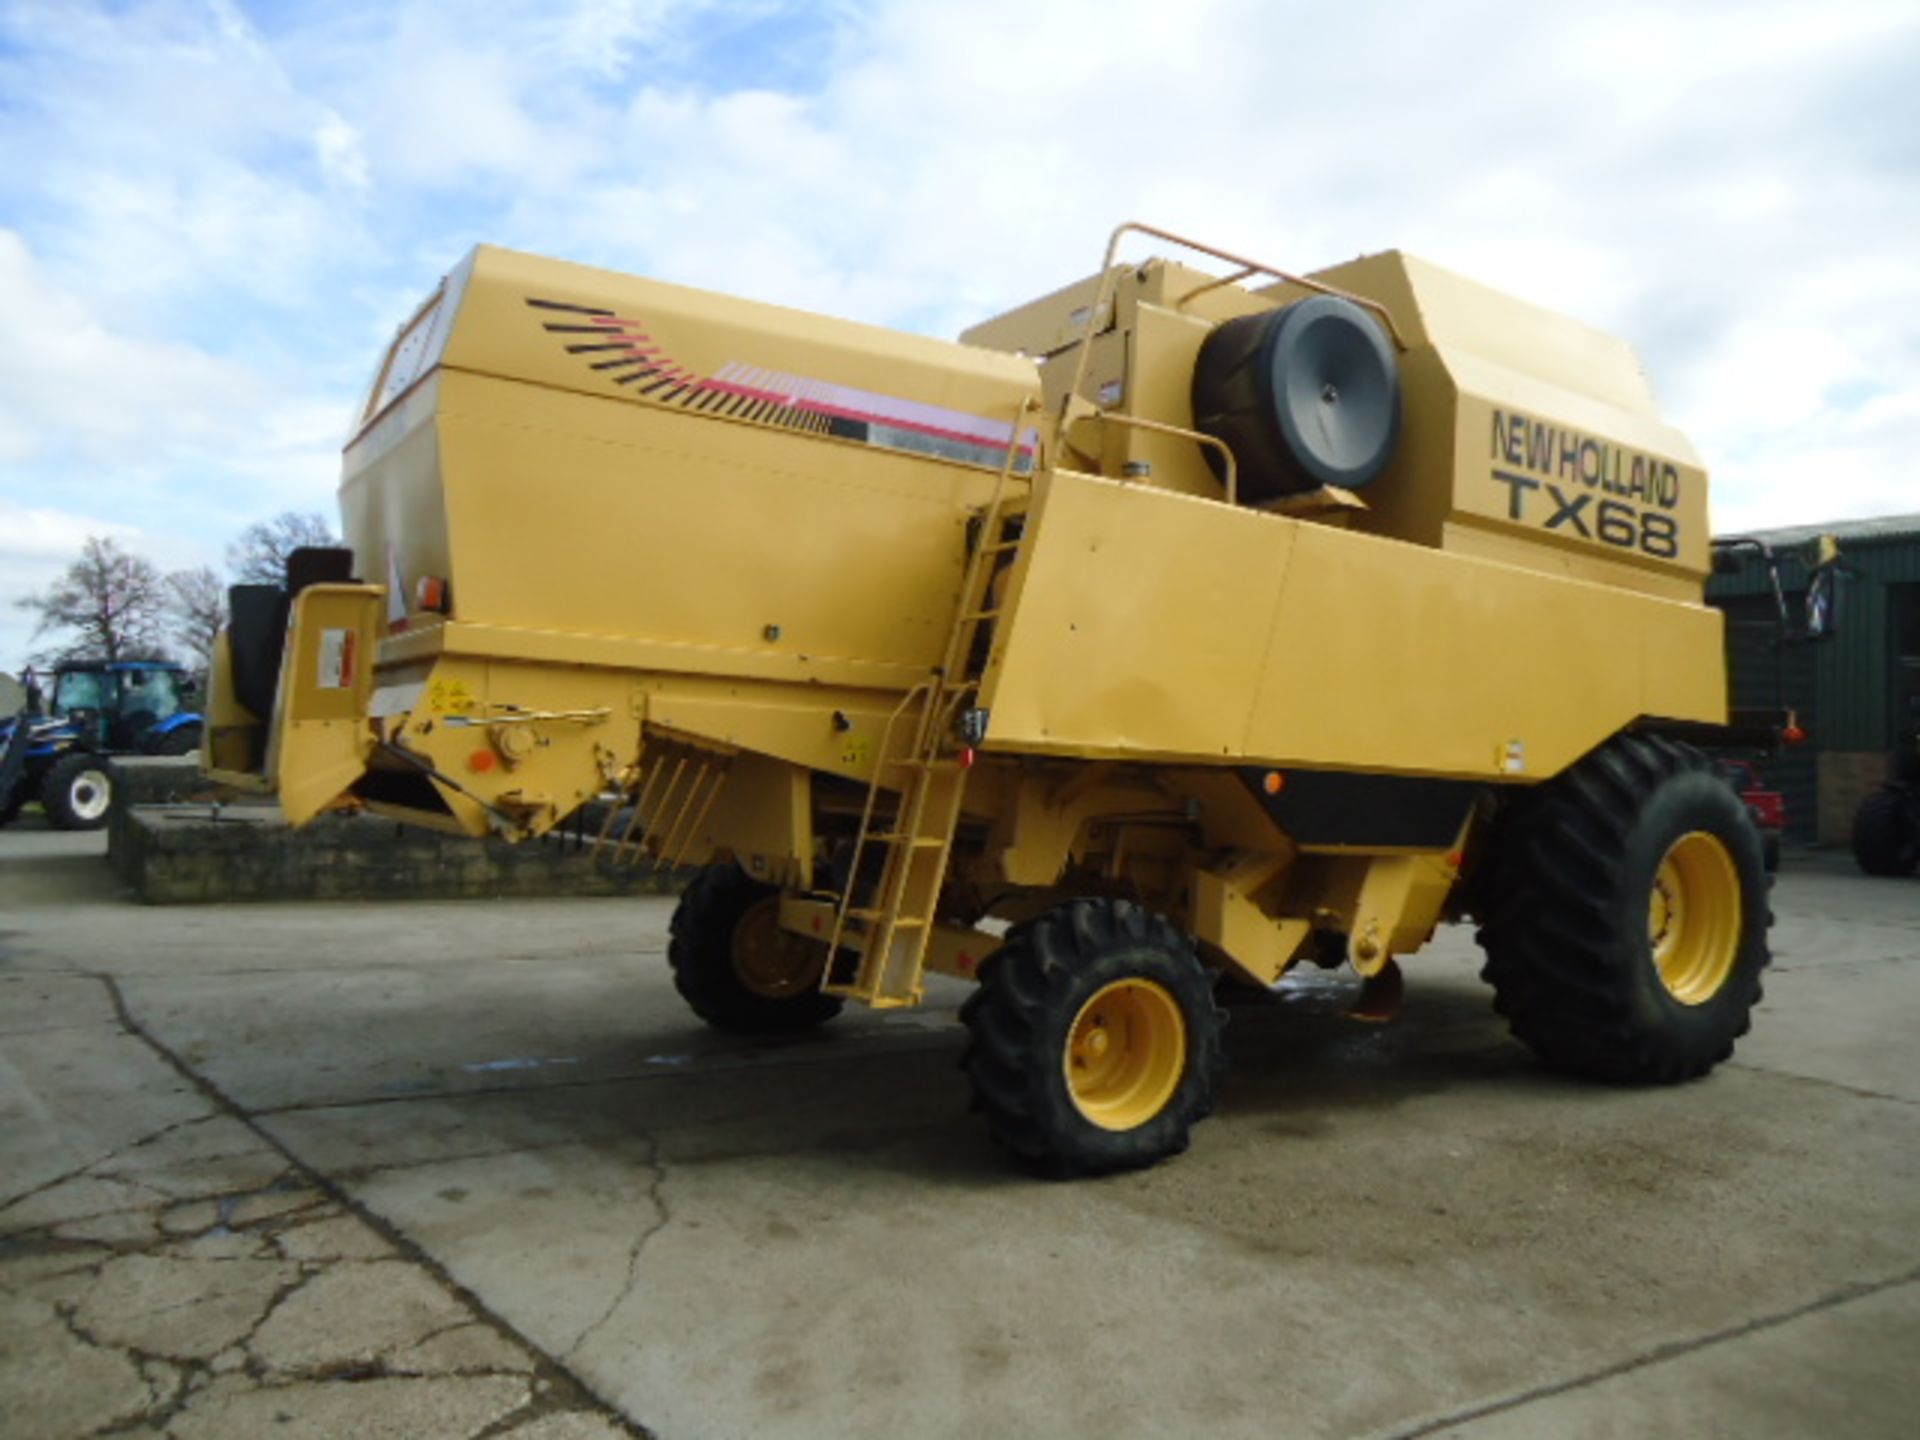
[668,863,844,1034]
[961,899,1225,1176]
[1476,734,1769,1083]
[41,754,113,831]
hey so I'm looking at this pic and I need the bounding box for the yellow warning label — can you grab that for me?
[428,678,476,716]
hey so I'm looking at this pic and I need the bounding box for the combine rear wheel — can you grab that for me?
[1476,734,1769,1082]
[1852,788,1920,877]
[41,754,113,831]
[668,863,844,1034]
[961,898,1225,1176]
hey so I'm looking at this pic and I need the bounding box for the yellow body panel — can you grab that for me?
[268,586,384,825]
[980,469,1722,777]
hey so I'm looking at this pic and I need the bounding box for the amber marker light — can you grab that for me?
[1262,770,1285,795]
[415,575,451,614]
[468,750,497,773]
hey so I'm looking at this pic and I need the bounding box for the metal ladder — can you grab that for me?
[825,402,1036,1007]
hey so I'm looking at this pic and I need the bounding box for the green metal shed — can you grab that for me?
[1708,513,1920,845]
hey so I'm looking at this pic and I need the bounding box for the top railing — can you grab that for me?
[1054,221,1410,439]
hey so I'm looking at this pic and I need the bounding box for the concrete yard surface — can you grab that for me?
[2,818,1916,1438]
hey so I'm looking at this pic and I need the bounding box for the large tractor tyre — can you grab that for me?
[1191,295,1401,503]
[1475,734,1770,1084]
[668,863,844,1034]
[1851,788,1920,877]
[41,754,114,831]
[152,724,203,757]
[0,721,31,824]
[960,898,1226,1176]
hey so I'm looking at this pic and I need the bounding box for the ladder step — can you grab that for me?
[976,539,1023,556]
[958,608,1000,622]
[844,909,930,928]
[865,833,947,848]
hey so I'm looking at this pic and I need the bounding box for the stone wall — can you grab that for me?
[1818,750,1893,846]
[106,758,220,855]
[109,785,680,905]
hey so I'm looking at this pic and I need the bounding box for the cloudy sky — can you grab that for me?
[1,0,1915,668]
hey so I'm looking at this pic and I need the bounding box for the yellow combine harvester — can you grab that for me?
[207,223,1826,1174]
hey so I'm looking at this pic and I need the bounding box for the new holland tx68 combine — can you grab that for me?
[207,223,1818,1174]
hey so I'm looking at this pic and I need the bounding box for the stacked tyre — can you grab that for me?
[1852,786,1920,877]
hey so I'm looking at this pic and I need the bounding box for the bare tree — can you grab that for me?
[165,566,227,668]
[227,511,339,587]
[15,536,171,664]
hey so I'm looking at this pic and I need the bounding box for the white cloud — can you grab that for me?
[0,0,1914,654]
[0,228,260,465]
[316,110,372,193]
[1711,388,1920,535]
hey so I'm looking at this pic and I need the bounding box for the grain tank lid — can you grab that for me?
[959,268,1123,358]
[442,245,1041,426]
[1277,251,1664,420]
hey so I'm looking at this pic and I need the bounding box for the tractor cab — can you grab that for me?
[48,661,195,751]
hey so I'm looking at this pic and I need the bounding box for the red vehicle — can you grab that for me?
[1714,759,1784,872]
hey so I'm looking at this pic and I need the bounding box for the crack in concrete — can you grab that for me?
[1726,1060,1920,1109]
[1376,1263,1920,1440]
[5,1175,329,1259]
[36,1227,543,1437]
[468,1384,631,1440]
[54,1291,206,1436]
[325,1137,609,1184]
[79,970,653,1439]
[0,1114,215,1218]
[562,1130,671,1365]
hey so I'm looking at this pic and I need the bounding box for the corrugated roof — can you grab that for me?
[1715,512,1920,548]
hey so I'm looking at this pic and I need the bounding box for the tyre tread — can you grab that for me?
[961,898,1226,1176]
[667,863,844,1034]
[1475,734,1769,1084]
[1851,788,1920,877]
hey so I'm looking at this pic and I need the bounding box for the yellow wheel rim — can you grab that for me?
[731,898,828,1000]
[1063,979,1186,1131]
[1649,831,1742,1005]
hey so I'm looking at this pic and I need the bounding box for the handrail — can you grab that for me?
[1085,411,1239,506]
[1054,220,1410,443]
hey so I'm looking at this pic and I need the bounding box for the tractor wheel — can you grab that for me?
[0,787,25,826]
[153,724,203,757]
[960,898,1226,1176]
[1851,788,1920,877]
[668,863,844,1034]
[1476,734,1770,1083]
[41,754,114,831]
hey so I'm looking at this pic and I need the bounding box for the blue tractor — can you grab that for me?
[0,660,205,830]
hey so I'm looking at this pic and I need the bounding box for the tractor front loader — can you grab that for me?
[206,222,1821,1174]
